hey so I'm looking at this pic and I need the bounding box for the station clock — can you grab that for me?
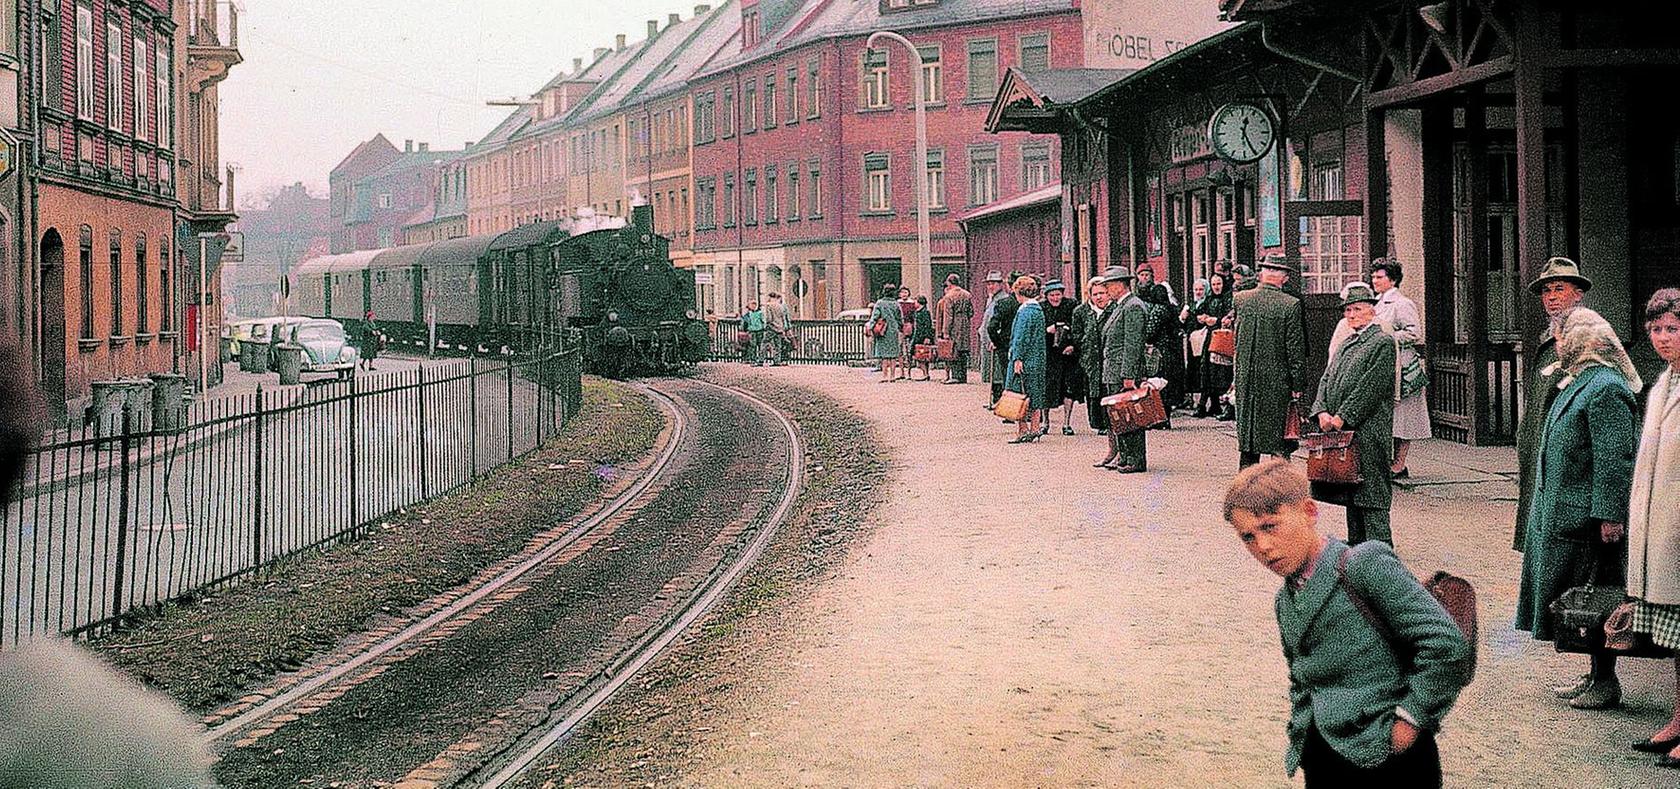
[1207,102,1276,165]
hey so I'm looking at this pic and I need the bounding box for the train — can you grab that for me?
[289,205,709,374]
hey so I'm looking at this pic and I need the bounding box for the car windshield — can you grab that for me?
[296,323,345,343]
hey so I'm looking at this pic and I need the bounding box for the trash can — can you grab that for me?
[149,372,187,433]
[120,379,155,434]
[88,381,126,440]
[219,336,233,364]
[274,344,304,385]
[240,340,270,374]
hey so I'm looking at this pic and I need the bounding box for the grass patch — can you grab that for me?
[91,377,664,714]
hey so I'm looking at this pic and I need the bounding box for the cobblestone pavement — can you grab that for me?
[671,365,1672,788]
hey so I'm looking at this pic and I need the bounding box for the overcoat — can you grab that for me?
[911,306,935,347]
[1513,364,1638,639]
[1514,337,1566,551]
[867,298,903,360]
[1042,298,1079,401]
[1233,284,1307,455]
[1626,369,1680,604]
[1310,324,1397,509]
[1101,293,1147,386]
[1004,300,1048,409]
[1275,540,1471,776]
[935,286,974,352]
[984,291,1018,384]
[1080,304,1112,387]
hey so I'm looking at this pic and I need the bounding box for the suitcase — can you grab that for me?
[1208,329,1236,358]
[1101,387,1167,434]
[1302,431,1362,485]
[935,337,957,361]
[913,343,936,362]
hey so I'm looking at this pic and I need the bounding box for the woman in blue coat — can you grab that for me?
[1004,276,1047,443]
[868,283,904,383]
[1515,307,1642,710]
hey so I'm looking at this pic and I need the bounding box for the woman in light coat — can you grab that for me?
[1370,259,1431,476]
[1625,289,1680,767]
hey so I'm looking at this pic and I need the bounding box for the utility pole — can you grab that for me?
[866,30,931,299]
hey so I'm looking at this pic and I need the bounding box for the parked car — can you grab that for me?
[260,317,312,367]
[836,307,873,322]
[277,319,360,380]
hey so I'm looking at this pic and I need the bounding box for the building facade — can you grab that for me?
[332,137,460,252]
[328,133,398,252]
[3,0,30,378]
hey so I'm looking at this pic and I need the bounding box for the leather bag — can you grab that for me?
[1283,400,1303,441]
[1338,551,1481,682]
[1302,431,1361,485]
[935,337,957,361]
[868,318,887,338]
[993,390,1030,422]
[912,343,936,362]
[1551,585,1673,658]
[1208,328,1236,358]
[1102,387,1167,434]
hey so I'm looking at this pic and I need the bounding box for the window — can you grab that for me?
[0,0,14,55]
[105,19,120,130]
[1019,32,1050,74]
[696,177,715,229]
[919,45,942,104]
[1312,160,1345,200]
[79,226,93,340]
[44,10,62,111]
[807,57,821,118]
[744,168,758,224]
[133,34,148,141]
[809,160,823,218]
[765,165,779,223]
[787,67,799,123]
[862,48,888,109]
[1022,143,1051,190]
[680,188,689,234]
[76,4,93,120]
[743,79,756,132]
[966,38,998,101]
[696,91,716,142]
[763,74,777,129]
[925,149,945,209]
[135,234,148,333]
[722,172,736,227]
[864,153,891,213]
[377,193,392,209]
[968,145,998,205]
[788,167,801,220]
[109,230,122,337]
[159,239,171,331]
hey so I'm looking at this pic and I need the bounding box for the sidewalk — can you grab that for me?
[678,365,1665,788]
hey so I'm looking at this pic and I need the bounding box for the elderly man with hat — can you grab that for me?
[1233,254,1309,469]
[1041,278,1083,435]
[1513,257,1593,553]
[935,273,974,384]
[1096,266,1151,472]
[977,271,1009,407]
[1310,282,1399,545]
[1073,274,1112,434]
[985,271,1022,410]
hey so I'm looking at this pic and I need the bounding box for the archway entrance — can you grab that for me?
[39,229,66,423]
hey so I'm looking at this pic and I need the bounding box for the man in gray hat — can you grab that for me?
[1514,256,1592,554]
[986,272,1021,409]
[1097,266,1150,472]
[1310,281,1398,545]
[1233,254,1308,468]
[978,271,1008,406]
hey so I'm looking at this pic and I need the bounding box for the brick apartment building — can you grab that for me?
[328,135,460,252]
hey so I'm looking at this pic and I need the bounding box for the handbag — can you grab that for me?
[1399,354,1430,399]
[993,390,1030,422]
[868,318,887,338]
[1302,430,1361,485]
[913,343,936,362]
[1551,584,1674,658]
[1283,400,1303,441]
[935,337,957,361]
[1101,387,1167,434]
[1188,327,1209,357]
[1209,328,1236,358]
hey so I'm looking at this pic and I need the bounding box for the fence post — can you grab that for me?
[349,375,359,528]
[253,385,264,570]
[111,407,133,617]
[417,366,429,499]
[506,354,514,461]
[469,354,478,480]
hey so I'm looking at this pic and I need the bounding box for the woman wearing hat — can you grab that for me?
[1041,279,1082,435]
[1005,276,1048,443]
[1308,282,1397,545]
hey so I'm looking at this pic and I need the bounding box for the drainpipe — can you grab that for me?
[1258,21,1360,84]
[27,0,42,381]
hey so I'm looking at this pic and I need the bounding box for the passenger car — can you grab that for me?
[277,319,360,380]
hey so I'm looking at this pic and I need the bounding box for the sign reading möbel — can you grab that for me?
[1082,1,1232,70]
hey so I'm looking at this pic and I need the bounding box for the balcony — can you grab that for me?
[186,0,242,90]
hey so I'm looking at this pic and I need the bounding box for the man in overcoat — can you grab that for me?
[1234,255,1308,468]
[1310,283,1398,545]
[1073,276,1111,433]
[979,271,1009,406]
[1514,257,1591,551]
[935,273,973,384]
[1100,267,1149,472]
[986,272,1021,409]
[1224,461,1471,785]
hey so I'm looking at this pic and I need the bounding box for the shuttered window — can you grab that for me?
[966,38,997,101]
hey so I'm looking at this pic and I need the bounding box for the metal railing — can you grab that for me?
[706,318,870,365]
[1,336,582,647]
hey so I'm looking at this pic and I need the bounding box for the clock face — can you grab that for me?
[1209,103,1275,164]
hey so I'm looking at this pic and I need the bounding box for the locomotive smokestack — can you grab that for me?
[632,202,654,233]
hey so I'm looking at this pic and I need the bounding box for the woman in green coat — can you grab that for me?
[1309,283,1396,546]
[868,284,904,383]
[1514,307,1641,710]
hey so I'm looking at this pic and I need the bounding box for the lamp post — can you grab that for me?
[867,30,931,300]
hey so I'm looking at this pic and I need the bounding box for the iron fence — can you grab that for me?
[706,318,871,365]
[0,337,583,647]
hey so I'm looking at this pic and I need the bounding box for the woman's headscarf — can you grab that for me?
[1552,307,1642,392]
[1191,278,1210,310]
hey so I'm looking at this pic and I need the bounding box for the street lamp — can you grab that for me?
[867,30,932,299]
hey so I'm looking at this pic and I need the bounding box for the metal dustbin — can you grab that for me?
[240,339,270,373]
[88,381,126,440]
[120,379,155,434]
[274,344,305,385]
[149,372,187,432]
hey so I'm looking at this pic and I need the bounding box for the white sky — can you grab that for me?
[222,0,707,205]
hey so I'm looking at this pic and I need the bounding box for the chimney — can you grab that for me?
[593,47,610,61]
[404,139,413,153]
[615,33,626,51]
[418,142,429,152]
[573,57,584,73]
[669,12,681,26]
[695,4,711,14]
[647,19,658,38]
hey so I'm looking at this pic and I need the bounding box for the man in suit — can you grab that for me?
[1233,255,1308,468]
[1098,266,1149,473]
[986,271,1021,409]
[1224,460,1471,786]
[1513,257,1591,552]
[1073,275,1111,434]
[935,273,973,384]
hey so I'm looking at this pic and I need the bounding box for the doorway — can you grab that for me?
[40,229,66,423]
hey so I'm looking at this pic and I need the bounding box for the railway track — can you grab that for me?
[200,379,803,788]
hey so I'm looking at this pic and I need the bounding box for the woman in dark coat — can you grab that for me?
[1040,280,1080,435]
[1514,307,1641,711]
[1004,276,1047,443]
[1195,274,1235,418]
[909,296,936,381]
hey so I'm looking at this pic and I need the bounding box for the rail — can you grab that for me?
[0,335,583,647]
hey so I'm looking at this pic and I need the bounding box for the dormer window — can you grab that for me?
[880,0,940,12]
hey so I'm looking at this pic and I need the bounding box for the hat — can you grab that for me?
[985,271,1005,283]
[1096,266,1134,284]
[1043,280,1065,293]
[1339,281,1379,307]
[1232,264,1254,277]
[1528,256,1593,294]
[1257,254,1296,273]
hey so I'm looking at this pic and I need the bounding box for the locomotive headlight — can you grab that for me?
[607,310,620,322]
[685,309,698,320]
